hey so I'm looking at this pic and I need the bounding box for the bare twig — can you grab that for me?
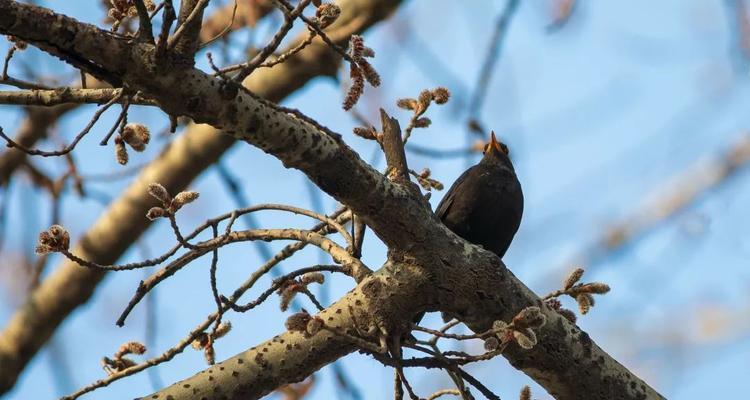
[98,96,130,146]
[0,88,153,106]
[226,0,312,81]
[0,76,54,90]
[134,0,155,42]
[380,108,409,180]
[155,0,176,58]
[167,0,210,50]
[0,91,123,157]
[199,0,238,48]
[222,264,344,312]
[467,0,520,123]
[427,389,462,400]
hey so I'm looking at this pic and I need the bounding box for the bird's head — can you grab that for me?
[481,131,514,169]
[482,131,509,156]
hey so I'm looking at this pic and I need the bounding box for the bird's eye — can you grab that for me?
[500,143,509,155]
[483,144,490,154]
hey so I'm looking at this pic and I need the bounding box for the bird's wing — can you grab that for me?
[434,190,455,220]
[434,166,475,219]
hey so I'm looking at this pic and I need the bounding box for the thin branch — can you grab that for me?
[0,91,123,157]
[134,0,155,43]
[167,0,210,50]
[427,389,461,400]
[0,0,400,394]
[467,0,520,119]
[2,45,18,79]
[60,200,357,272]
[199,0,238,49]
[116,218,364,325]
[380,108,409,180]
[62,262,340,400]
[155,0,176,58]
[221,264,344,312]
[226,0,313,81]
[0,88,154,106]
[275,0,353,63]
[0,76,54,90]
[98,96,130,146]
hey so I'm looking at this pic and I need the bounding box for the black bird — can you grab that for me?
[435,131,523,258]
[410,132,523,329]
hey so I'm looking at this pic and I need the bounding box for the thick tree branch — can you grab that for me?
[148,263,428,400]
[0,0,399,393]
[0,0,402,394]
[0,1,664,399]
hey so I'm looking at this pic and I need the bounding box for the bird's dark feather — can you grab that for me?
[434,152,523,259]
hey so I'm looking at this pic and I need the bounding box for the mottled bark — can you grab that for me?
[0,1,665,399]
[0,0,398,393]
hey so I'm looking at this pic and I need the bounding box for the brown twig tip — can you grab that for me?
[191,333,209,351]
[147,182,171,205]
[120,123,150,152]
[106,0,156,26]
[396,98,418,111]
[576,294,594,315]
[102,341,147,375]
[315,3,341,28]
[358,59,381,86]
[115,341,147,358]
[300,272,325,284]
[519,385,531,400]
[6,35,28,50]
[170,190,200,211]
[417,89,433,113]
[545,267,610,317]
[343,65,364,111]
[213,321,232,338]
[563,267,585,289]
[577,282,611,295]
[277,272,326,311]
[413,117,431,128]
[343,35,380,110]
[203,346,216,365]
[483,336,500,351]
[285,310,312,332]
[511,306,547,330]
[398,86,451,143]
[513,328,537,350]
[431,87,451,104]
[485,307,547,350]
[190,322,231,365]
[279,285,297,312]
[349,34,365,57]
[36,225,70,254]
[146,206,166,221]
[410,168,444,191]
[101,356,136,376]
[115,139,129,165]
[544,298,578,323]
[352,126,379,141]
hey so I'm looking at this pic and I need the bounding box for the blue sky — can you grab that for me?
[1,0,749,399]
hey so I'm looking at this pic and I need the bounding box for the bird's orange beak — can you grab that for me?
[490,131,503,153]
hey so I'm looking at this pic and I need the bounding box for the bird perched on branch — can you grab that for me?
[410,132,523,328]
[435,131,523,259]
